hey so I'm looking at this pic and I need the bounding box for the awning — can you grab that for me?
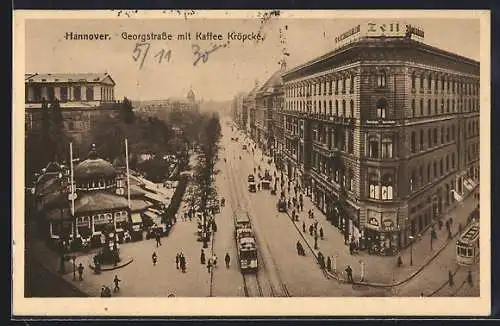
[131,212,142,224]
[452,190,463,202]
[142,209,159,220]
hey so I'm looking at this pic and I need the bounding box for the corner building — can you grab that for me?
[281,27,479,253]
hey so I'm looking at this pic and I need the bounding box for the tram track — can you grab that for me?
[223,127,291,297]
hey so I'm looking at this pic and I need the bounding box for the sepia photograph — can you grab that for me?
[12,9,490,316]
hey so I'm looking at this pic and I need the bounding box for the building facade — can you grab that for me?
[281,25,479,254]
[25,72,121,144]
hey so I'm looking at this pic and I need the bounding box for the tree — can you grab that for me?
[121,97,136,124]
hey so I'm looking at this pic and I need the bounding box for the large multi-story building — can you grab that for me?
[254,64,286,157]
[25,72,121,144]
[281,22,480,253]
[245,81,260,138]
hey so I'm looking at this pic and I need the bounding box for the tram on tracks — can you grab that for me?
[456,221,479,265]
[234,212,258,273]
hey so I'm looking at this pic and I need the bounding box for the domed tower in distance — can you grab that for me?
[187,88,196,104]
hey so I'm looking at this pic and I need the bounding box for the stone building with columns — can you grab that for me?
[25,72,121,144]
[281,22,479,254]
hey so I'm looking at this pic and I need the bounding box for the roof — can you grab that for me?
[284,37,479,80]
[74,191,129,213]
[25,72,116,85]
[257,70,284,95]
[74,158,117,179]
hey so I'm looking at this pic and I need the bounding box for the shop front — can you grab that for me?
[364,209,400,255]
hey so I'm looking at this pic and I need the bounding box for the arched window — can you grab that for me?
[419,129,424,150]
[329,80,333,95]
[350,75,354,92]
[411,132,416,153]
[411,72,416,89]
[435,76,439,91]
[381,174,394,200]
[341,100,346,116]
[433,161,437,178]
[382,136,393,158]
[329,100,332,115]
[369,173,379,199]
[350,100,354,118]
[377,70,387,88]
[441,127,444,144]
[410,169,415,192]
[348,169,354,191]
[323,101,327,115]
[335,100,339,116]
[428,75,432,89]
[411,99,416,117]
[376,98,387,119]
[420,99,424,115]
[428,129,432,148]
[368,136,379,158]
[427,163,431,182]
[420,74,425,89]
[342,78,346,92]
[335,79,339,94]
[427,99,431,115]
[318,101,321,113]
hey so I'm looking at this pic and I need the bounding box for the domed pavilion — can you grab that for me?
[44,144,152,247]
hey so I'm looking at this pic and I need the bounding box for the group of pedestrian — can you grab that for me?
[176,252,187,272]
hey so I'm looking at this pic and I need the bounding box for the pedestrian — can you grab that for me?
[152,252,158,266]
[180,255,187,273]
[207,259,212,273]
[292,209,296,221]
[300,202,304,212]
[212,221,218,233]
[308,209,312,219]
[155,233,162,247]
[176,253,180,269]
[212,254,218,268]
[319,227,324,240]
[317,251,325,269]
[77,263,84,281]
[302,221,306,233]
[345,265,354,283]
[448,270,454,286]
[200,249,206,264]
[326,256,332,272]
[309,224,314,236]
[100,286,106,297]
[113,275,121,292]
[311,211,315,220]
[225,253,230,268]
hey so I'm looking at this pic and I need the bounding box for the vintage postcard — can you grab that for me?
[12,9,491,316]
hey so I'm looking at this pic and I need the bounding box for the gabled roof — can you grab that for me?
[25,72,116,85]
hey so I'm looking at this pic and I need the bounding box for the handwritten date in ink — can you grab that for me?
[192,42,229,66]
[132,42,172,69]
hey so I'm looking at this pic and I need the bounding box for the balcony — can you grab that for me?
[308,113,355,125]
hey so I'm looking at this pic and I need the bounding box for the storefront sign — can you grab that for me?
[382,219,395,231]
[335,22,425,46]
[368,217,379,227]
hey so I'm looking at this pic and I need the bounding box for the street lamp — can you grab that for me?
[408,235,415,266]
[58,172,67,274]
[71,255,77,281]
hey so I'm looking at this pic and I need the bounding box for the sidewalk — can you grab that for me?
[247,139,479,288]
[28,174,213,297]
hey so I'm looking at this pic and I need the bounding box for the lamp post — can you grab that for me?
[58,172,66,274]
[71,255,77,281]
[408,235,415,266]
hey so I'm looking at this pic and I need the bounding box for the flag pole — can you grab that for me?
[125,138,131,209]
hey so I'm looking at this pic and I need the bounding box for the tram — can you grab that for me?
[248,174,257,192]
[234,211,258,273]
[456,221,479,265]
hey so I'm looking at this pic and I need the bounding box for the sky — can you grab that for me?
[24,13,481,101]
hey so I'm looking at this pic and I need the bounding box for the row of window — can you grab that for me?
[285,75,355,98]
[28,85,114,102]
[312,126,354,154]
[411,97,479,117]
[410,124,456,153]
[411,72,479,96]
[409,153,456,192]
